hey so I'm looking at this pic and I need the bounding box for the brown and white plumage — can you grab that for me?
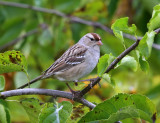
[18,33,102,89]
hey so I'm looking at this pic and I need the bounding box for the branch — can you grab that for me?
[0,23,48,51]
[0,1,160,50]
[0,88,96,109]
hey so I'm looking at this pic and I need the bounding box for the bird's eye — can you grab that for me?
[90,38,94,41]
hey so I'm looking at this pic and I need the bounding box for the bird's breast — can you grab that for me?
[85,47,100,70]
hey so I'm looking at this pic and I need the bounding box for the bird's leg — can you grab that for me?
[66,83,75,94]
[73,80,78,86]
[66,83,81,100]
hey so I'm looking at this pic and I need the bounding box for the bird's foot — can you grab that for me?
[75,82,78,86]
[66,83,82,100]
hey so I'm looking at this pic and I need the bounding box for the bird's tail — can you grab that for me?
[17,75,44,89]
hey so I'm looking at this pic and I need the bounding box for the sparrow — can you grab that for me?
[18,33,102,92]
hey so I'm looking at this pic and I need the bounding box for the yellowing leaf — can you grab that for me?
[0,50,27,74]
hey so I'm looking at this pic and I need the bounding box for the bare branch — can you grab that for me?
[0,23,48,51]
[152,43,160,50]
[0,1,160,50]
[0,88,96,109]
[155,28,160,33]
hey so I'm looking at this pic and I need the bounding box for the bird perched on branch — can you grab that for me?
[18,33,102,93]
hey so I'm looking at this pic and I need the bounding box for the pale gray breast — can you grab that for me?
[85,45,100,72]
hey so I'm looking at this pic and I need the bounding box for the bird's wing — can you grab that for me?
[44,44,87,76]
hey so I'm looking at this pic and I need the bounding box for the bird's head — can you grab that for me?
[79,33,103,47]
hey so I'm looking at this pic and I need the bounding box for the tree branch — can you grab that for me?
[0,1,160,50]
[0,23,48,51]
[0,88,96,109]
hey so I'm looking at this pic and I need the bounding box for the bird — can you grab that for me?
[18,33,102,93]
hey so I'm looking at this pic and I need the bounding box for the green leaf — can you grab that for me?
[139,55,149,72]
[97,53,115,77]
[102,73,115,87]
[0,50,28,74]
[0,104,8,123]
[6,100,29,122]
[20,98,43,123]
[39,101,72,123]
[79,93,156,123]
[138,31,156,59]
[0,76,5,91]
[108,53,115,65]
[120,55,138,72]
[136,51,149,72]
[112,17,137,34]
[148,4,160,31]
[100,106,141,123]
[111,17,137,46]
[97,54,109,77]
[0,99,10,123]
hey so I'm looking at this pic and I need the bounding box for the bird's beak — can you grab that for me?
[97,40,103,46]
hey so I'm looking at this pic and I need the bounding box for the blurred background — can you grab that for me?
[0,0,160,122]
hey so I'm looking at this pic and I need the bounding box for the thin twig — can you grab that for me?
[0,23,48,51]
[0,1,160,50]
[0,88,96,109]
